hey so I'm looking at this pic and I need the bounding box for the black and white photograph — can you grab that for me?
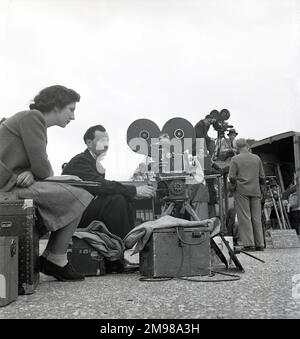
[0,0,300,323]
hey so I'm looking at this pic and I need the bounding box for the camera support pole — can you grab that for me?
[268,184,283,229]
[161,202,176,216]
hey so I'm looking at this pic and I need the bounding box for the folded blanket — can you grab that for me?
[123,215,220,254]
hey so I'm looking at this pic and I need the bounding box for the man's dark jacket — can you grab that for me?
[62,149,137,200]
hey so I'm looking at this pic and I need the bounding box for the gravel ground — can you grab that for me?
[1,245,300,319]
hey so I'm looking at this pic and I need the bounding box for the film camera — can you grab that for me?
[127,118,201,218]
[209,109,235,167]
[210,109,233,136]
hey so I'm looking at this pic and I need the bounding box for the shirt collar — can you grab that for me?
[89,150,98,160]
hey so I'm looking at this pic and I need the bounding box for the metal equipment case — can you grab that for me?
[140,226,210,278]
[0,236,18,307]
[0,199,39,295]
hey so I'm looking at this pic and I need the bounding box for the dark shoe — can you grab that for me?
[242,246,256,252]
[39,255,46,273]
[255,247,265,251]
[40,258,85,281]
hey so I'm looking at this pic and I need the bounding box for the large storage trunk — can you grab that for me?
[140,226,211,278]
[0,236,18,307]
[0,199,39,295]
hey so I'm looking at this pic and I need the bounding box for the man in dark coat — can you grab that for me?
[62,125,155,239]
[194,114,215,155]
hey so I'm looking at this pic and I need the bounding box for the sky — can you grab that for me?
[1,0,300,180]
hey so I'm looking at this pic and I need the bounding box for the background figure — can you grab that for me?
[226,128,238,154]
[219,128,238,157]
[130,163,148,181]
[195,114,216,156]
[228,138,266,251]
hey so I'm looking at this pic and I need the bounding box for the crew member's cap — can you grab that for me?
[227,128,238,136]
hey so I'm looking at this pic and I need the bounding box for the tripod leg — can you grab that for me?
[210,238,228,269]
[161,202,175,216]
[278,198,287,229]
[184,201,201,221]
[219,233,245,272]
[240,250,265,263]
[278,194,289,229]
[274,201,283,229]
[223,174,229,218]
[268,186,283,229]
[282,204,292,229]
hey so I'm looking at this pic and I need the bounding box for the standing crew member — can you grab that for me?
[228,138,266,251]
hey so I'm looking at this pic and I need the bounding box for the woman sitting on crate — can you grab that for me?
[0,85,94,282]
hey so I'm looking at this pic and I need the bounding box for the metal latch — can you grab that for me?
[192,231,202,238]
[1,221,12,229]
[10,239,17,257]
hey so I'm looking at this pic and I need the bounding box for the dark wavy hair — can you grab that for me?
[84,125,106,144]
[29,85,80,113]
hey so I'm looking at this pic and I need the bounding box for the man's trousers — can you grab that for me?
[234,192,264,247]
[78,194,135,239]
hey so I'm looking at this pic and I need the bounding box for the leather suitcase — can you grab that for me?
[140,226,211,278]
[0,236,18,307]
[0,199,39,295]
[67,237,106,276]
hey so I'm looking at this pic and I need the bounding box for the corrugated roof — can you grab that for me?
[251,131,300,149]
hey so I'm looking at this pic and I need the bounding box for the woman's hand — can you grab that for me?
[16,171,35,187]
[45,175,83,182]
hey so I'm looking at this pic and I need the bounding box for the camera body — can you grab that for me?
[213,121,234,135]
[156,173,189,202]
[210,109,234,136]
[127,118,197,205]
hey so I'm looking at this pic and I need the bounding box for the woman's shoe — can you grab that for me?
[255,247,265,251]
[39,256,47,274]
[40,258,85,281]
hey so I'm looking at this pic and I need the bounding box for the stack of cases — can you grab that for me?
[0,199,39,295]
[0,236,18,307]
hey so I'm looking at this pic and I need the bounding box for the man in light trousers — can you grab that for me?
[228,138,266,251]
